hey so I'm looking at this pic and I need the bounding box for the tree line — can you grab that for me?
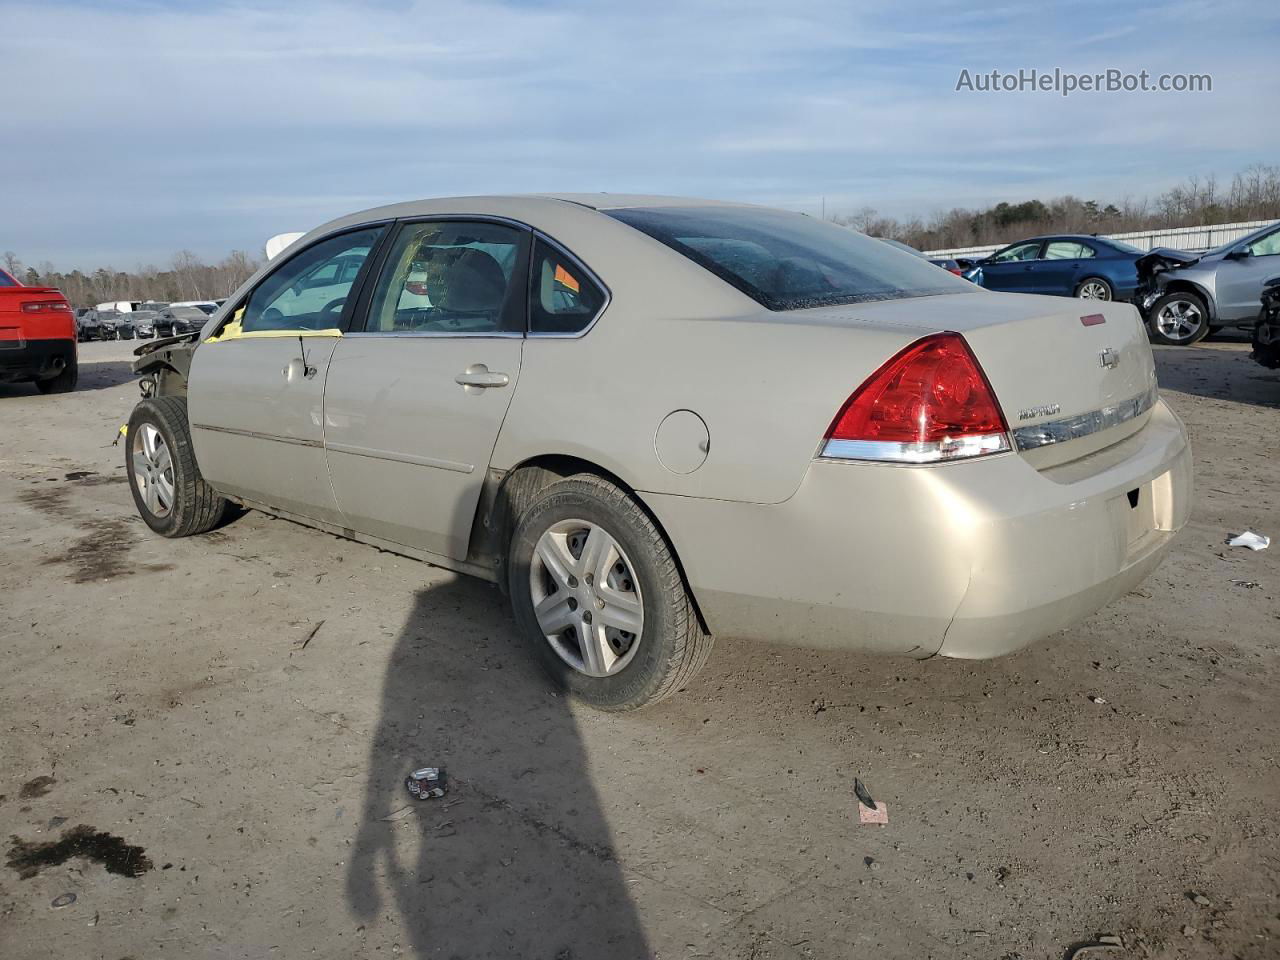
[2,249,261,308]
[838,163,1280,251]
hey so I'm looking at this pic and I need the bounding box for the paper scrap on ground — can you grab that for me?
[1226,531,1270,551]
[859,803,889,825]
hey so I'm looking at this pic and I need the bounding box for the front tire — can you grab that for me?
[1149,291,1210,345]
[126,396,229,537]
[1075,277,1113,301]
[507,473,712,711]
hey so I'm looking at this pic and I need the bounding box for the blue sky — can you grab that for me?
[2,0,1276,268]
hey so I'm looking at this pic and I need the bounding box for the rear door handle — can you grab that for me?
[455,364,510,390]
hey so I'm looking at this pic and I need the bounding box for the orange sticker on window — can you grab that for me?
[554,264,580,293]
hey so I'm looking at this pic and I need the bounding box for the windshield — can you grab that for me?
[172,306,207,319]
[606,206,972,310]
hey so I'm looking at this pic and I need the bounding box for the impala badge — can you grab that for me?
[1099,347,1119,369]
[1018,403,1061,421]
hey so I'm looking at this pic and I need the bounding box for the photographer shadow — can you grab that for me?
[345,575,651,959]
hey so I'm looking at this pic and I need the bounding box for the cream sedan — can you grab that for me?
[128,195,1191,710]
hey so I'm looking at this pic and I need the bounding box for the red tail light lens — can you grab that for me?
[822,332,1011,464]
[21,300,71,313]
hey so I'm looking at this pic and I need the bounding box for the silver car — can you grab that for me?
[1139,219,1280,345]
[127,195,1192,710]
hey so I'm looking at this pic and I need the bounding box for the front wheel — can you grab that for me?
[126,396,229,537]
[1149,291,1210,345]
[1075,277,1113,301]
[507,473,713,711]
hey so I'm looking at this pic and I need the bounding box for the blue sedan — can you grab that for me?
[966,234,1152,302]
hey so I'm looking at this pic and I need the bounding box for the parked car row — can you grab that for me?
[76,300,220,341]
[954,220,1280,346]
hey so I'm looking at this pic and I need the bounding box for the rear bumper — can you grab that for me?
[646,399,1191,659]
[0,337,77,382]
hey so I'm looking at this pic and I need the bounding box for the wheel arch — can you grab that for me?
[466,452,712,635]
[1158,279,1218,321]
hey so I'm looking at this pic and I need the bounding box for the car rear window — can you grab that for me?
[0,270,16,287]
[606,206,971,310]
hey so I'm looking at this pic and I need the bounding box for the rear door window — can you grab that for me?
[362,221,527,334]
[1044,241,1095,260]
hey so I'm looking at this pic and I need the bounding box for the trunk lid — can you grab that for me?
[791,291,1159,466]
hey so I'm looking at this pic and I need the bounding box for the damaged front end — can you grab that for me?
[1135,247,1200,314]
[132,332,200,398]
[1251,278,1280,369]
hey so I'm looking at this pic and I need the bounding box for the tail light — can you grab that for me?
[947,267,964,276]
[21,300,71,313]
[821,332,1011,464]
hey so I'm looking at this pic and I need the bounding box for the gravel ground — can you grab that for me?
[1,336,1277,960]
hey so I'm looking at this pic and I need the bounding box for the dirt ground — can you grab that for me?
[1,335,1277,960]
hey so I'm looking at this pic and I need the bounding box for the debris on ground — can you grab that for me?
[853,778,889,823]
[1089,695,1108,704]
[50,892,76,909]
[1189,892,1211,906]
[1226,531,1270,551]
[405,767,447,799]
[296,620,325,651]
[1064,934,1123,958]
[853,778,876,810]
[1229,579,1261,589]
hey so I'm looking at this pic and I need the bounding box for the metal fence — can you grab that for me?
[923,219,1277,260]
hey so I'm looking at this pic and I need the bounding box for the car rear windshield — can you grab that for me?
[0,270,16,287]
[606,206,972,310]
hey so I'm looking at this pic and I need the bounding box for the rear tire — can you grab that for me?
[507,473,712,711]
[1149,291,1210,345]
[35,358,77,394]
[126,396,229,538]
[1074,277,1113,301]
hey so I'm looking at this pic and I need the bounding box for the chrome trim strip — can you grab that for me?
[344,331,524,340]
[1012,385,1158,451]
[191,423,323,449]
[324,441,474,474]
[821,433,1010,464]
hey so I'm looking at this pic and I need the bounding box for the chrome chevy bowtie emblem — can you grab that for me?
[1099,347,1119,369]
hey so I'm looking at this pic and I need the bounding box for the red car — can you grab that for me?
[0,268,77,393]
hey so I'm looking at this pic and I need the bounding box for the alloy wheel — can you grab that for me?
[1078,280,1111,300]
[131,423,175,518]
[1155,299,1203,342]
[529,518,644,677]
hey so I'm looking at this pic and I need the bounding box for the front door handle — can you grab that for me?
[455,364,510,392]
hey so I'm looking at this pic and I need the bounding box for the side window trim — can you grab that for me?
[527,230,612,339]
[211,221,393,338]
[346,215,533,339]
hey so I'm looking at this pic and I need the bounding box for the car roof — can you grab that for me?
[310,193,762,236]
